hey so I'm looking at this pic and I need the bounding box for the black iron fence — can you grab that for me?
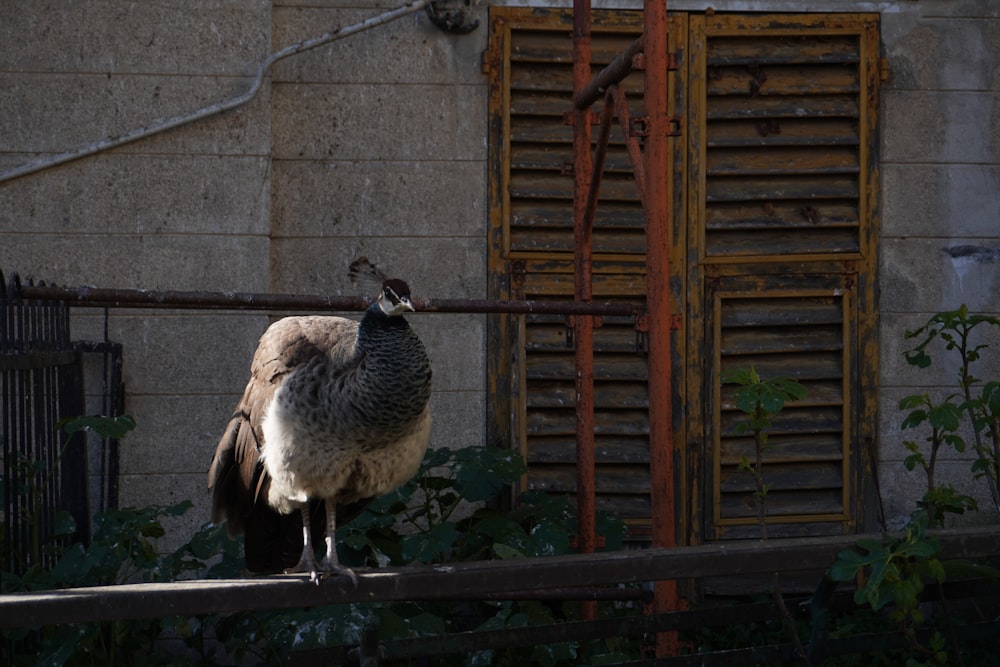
[1,270,123,575]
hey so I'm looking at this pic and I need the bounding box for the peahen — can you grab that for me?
[207,257,432,582]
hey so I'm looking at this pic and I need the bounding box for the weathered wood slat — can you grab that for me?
[520,268,647,296]
[510,172,641,201]
[510,228,647,255]
[716,521,848,540]
[527,353,649,381]
[707,94,859,120]
[707,146,859,176]
[706,174,859,201]
[527,325,641,352]
[511,63,644,95]
[512,30,644,65]
[720,461,843,493]
[707,36,860,66]
[706,65,860,96]
[707,118,859,148]
[511,143,636,172]
[720,297,843,327]
[528,436,650,464]
[3,528,997,628]
[719,353,844,382]
[720,488,844,517]
[707,228,861,256]
[527,382,648,410]
[720,406,844,436]
[527,408,650,437]
[720,325,843,355]
[511,92,643,118]
[512,200,645,229]
[719,433,844,465]
[721,379,844,408]
[705,201,859,229]
[527,464,652,494]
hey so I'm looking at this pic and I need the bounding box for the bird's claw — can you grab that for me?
[284,556,357,586]
[317,557,359,587]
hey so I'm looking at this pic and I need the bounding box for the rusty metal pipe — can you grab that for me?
[9,280,643,317]
[643,0,680,656]
[583,88,617,232]
[572,0,598,624]
[574,36,643,110]
[612,85,647,208]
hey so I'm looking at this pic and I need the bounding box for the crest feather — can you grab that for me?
[348,256,389,288]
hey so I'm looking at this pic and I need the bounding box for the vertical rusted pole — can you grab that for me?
[644,0,679,656]
[572,0,597,623]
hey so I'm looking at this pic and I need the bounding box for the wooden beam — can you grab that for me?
[2,527,998,629]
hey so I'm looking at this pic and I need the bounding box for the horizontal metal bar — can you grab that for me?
[13,283,644,317]
[2,526,998,629]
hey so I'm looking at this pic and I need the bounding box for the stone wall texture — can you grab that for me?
[2,0,998,548]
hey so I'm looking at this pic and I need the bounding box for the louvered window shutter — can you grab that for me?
[486,8,880,542]
[487,8,652,528]
[687,14,880,540]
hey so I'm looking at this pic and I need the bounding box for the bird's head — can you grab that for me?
[349,256,416,317]
[377,279,415,316]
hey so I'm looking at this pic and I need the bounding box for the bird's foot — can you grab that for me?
[317,556,359,587]
[283,551,321,583]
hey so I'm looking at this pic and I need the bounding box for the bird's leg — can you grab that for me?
[283,503,320,581]
[317,497,358,585]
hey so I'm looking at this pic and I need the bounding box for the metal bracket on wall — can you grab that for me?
[629,116,683,138]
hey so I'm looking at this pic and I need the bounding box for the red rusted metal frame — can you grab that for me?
[612,85,646,207]
[568,0,679,655]
[571,0,598,624]
[574,36,644,110]
[642,0,680,657]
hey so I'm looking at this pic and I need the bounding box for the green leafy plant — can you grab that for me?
[722,367,809,663]
[898,393,977,525]
[197,445,631,665]
[825,305,1000,666]
[722,366,807,538]
[2,414,241,666]
[904,305,1000,512]
[830,511,950,666]
[3,414,137,574]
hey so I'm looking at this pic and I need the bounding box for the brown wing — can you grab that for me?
[207,316,371,572]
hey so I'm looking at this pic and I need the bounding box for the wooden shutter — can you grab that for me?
[486,9,880,543]
[686,14,880,541]
[486,8,652,527]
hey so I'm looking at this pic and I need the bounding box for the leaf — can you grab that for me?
[56,414,136,439]
[492,542,526,560]
[900,408,928,430]
[401,522,457,563]
[721,367,757,387]
[928,402,962,431]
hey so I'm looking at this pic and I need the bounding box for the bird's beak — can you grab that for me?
[400,297,415,312]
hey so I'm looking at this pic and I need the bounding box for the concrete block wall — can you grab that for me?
[0,0,491,549]
[1,1,277,547]
[877,0,1000,526]
[267,3,490,488]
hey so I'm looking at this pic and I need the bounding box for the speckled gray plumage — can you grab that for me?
[208,298,432,573]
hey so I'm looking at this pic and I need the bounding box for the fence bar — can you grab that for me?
[3,526,998,629]
[9,279,643,318]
